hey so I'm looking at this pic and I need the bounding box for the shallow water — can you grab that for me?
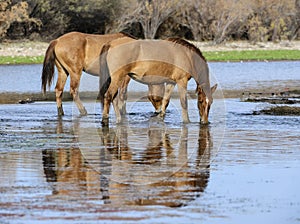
[1,97,300,223]
[1,62,300,223]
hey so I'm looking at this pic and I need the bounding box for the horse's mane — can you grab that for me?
[166,38,206,62]
[120,32,138,40]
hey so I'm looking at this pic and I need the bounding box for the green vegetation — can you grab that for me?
[0,56,44,65]
[1,50,299,65]
[203,50,300,62]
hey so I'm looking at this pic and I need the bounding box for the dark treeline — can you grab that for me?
[1,0,299,43]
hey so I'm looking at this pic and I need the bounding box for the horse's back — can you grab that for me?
[53,32,127,75]
[107,39,195,75]
[83,33,132,75]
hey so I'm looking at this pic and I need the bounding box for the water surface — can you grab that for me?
[1,61,299,93]
[1,97,300,223]
[0,62,300,223]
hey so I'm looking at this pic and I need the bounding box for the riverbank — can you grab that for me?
[0,40,300,64]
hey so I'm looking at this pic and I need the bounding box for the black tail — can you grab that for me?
[41,40,57,94]
[99,43,111,104]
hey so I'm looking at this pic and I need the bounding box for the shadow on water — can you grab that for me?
[42,117,213,207]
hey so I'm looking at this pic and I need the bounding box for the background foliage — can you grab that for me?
[0,0,299,42]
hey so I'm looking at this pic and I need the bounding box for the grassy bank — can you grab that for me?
[0,49,299,65]
[203,49,300,61]
[0,55,44,65]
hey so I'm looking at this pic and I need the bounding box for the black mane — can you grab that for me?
[167,38,206,62]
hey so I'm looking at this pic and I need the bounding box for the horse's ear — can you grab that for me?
[211,84,217,94]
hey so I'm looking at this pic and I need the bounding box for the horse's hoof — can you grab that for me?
[57,107,64,116]
[119,107,127,116]
[101,118,109,126]
[183,119,190,124]
[151,112,160,117]
[80,108,88,116]
[200,121,209,125]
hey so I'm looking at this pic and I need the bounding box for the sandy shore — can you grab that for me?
[0,40,300,57]
[0,41,49,57]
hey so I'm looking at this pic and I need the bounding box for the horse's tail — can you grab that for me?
[98,43,111,104]
[41,40,57,94]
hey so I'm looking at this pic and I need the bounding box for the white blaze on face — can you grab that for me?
[205,97,209,115]
[200,97,210,124]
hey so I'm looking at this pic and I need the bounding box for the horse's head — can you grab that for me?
[197,84,217,124]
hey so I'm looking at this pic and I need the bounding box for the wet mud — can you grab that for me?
[254,106,300,115]
[241,90,300,116]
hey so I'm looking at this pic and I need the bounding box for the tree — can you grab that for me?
[28,0,121,40]
[181,0,214,41]
[115,0,181,39]
[210,0,251,43]
[293,0,300,39]
[1,0,299,42]
[246,0,297,42]
[0,0,41,39]
[182,0,251,43]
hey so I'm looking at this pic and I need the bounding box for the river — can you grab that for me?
[0,61,300,223]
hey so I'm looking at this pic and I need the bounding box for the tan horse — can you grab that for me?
[99,38,217,125]
[41,31,135,116]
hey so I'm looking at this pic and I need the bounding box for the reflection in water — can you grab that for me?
[42,118,213,207]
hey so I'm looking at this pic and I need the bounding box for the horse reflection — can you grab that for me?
[105,125,212,207]
[43,119,212,207]
[99,125,173,165]
[42,118,103,197]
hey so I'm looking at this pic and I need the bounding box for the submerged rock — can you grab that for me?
[18,98,34,104]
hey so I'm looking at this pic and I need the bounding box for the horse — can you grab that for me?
[41,31,136,116]
[99,38,217,126]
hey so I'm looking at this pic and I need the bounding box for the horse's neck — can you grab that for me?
[192,56,212,100]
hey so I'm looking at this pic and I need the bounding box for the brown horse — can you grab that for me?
[99,38,217,126]
[41,31,136,116]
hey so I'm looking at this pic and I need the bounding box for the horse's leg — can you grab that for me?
[118,75,131,116]
[159,83,175,119]
[177,81,190,123]
[102,83,119,126]
[55,62,68,116]
[69,71,87,116]
[148,84,165,114]
[112,97,122,124]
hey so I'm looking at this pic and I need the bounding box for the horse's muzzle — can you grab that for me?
[200,115,209,125]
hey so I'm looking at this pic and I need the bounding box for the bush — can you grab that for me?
[0,0,299,42]
[0,0,41,40]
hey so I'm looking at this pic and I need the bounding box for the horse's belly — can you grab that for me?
[126,61,176,84]
[129,73,173,85]
[84,59,100,76]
